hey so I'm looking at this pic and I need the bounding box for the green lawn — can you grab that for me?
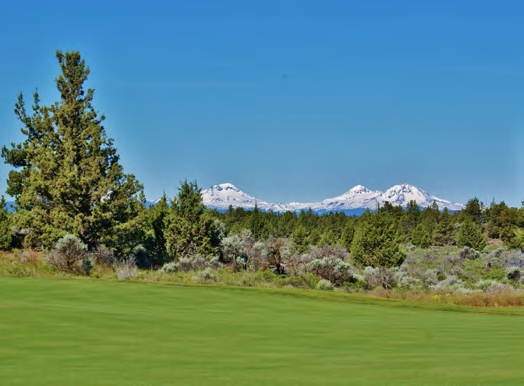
[1,277,523,385]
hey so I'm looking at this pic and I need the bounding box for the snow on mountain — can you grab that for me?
[201,183,287,212]
[317,185,383,211]
[380,184,462,210]
[200,182,464,213]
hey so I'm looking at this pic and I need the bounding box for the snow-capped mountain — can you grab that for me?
[200,183,464,213]
[201,183,292,212]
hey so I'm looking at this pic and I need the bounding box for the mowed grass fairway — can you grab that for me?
[1,277,523,385]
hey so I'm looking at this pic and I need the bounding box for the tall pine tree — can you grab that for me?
[1,51,143,251]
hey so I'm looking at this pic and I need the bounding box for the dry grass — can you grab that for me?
[1,249,524,308]
[371,288,524,307]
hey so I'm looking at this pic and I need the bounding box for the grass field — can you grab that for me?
[1,277,523,385]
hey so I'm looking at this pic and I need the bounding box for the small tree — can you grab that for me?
[432,208,455,245]
[412,224,431,249]
[291,224,310,253]
[0,196,12,250]
[456,217,487,251]
[338,221,355,250]
[350,214,406,268]
[164,180,219,259]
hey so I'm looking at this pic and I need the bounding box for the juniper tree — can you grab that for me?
[291,224,310,253]
[411,223,431,249]
[338,220,355,250]
[350,213,405,268]
[456,217,487,251]
[164,180,219,259]
[432,208,455,246]
[0,196,12,250]
[1,51,143,251]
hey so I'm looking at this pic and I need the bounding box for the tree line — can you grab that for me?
[1,51,523,273]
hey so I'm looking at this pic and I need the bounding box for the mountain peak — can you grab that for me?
[348,185,372,194]
[212,183,239,191]
[385,183,421,193]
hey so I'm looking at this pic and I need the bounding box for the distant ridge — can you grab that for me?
[6,184,464,215]
[200,183,464,214]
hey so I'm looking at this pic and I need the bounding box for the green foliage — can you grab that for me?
[164,180,220,259]
[1,51,143,251]
[0,196,12,250]
[306,257,354,286]
[338,220,355,250]
[463,197,483,225]
[140,194,170,266]
[456,217,487,251]
[350,214,406,268]
[412,224,431,248]
[512,228,524,252]
[316,279,333,291]
[432,208,455,246]
[45,234,91,275]
[291,224,310,253]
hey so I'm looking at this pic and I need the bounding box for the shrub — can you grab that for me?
[420,269,439,286]
[306,257,355,286]
[177,254,208,271]
[115,257,138,280]
[491,248,505,259]
[505,266,521,283]
[89,245,115,267]
[196,268,214,281]
[502,251,524,269]
[475,279,513,293]
[439,254,462,273]
[45,234,90,275]
[316,279,333,291]
[432,275,463,290]
[363,266,398,289]
[394,271,421,289]
[261,236,288,275]
[458,247,480,260]
[178,257,194,271]
[159,261,179,273]
[308,245,349,261]
[221,233,249,269]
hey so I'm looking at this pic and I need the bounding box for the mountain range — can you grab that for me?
[4,183,464,216]
[200,183,464,215]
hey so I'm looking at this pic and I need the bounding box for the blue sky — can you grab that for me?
[0,0,522,206]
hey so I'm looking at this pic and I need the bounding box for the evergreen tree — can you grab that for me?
[0,196,12,250]
[291,224,310,253]
[512,228,524,252]
[1,51,143,251]
[456,217,487,250]
[411,224,430,248]
[248,202,262,240]
[318,229,337,247]
[405,200,421,231]
[350,214,405,268]
[432,208,455,245]
[338,221,355,250]
[463,197,483,225]
[164,180,219,259]
[141,193,170,265]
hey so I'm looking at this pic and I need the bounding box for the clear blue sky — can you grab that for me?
[0,0,522,206]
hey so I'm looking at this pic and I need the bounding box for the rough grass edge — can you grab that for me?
[2,275,524,317]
